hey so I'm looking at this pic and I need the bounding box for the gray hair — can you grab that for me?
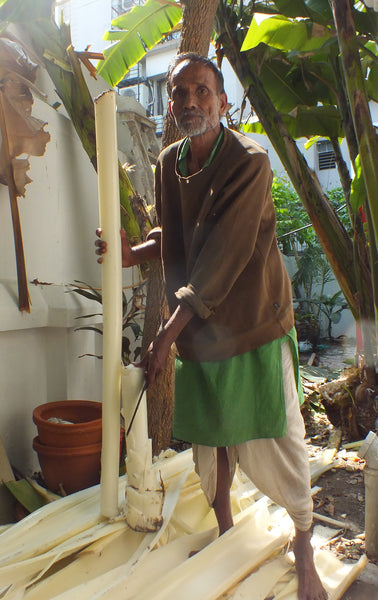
[166,52,225,97]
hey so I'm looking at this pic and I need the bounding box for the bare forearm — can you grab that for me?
[143,303,194,385]
[128,238,160,267]
[160,303,194,346]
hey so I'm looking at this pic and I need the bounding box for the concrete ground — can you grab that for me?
[341,562,378,600]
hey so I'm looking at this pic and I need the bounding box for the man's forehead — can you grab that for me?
[171,60,217,87]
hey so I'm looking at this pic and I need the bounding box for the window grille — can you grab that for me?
[316,140,336,171]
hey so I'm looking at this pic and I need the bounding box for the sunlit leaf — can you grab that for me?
[97,0,182,87]
[350,155,366,213]
[366,61,378,102]
[241,15,331,53]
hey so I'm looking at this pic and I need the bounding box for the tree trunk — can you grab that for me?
[145,0,221,455]
[329,0,378,384]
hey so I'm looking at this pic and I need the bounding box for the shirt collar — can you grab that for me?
[177,125,224,177]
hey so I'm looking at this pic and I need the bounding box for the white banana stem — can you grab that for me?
[122,364,164,531]
[94,90,122,519]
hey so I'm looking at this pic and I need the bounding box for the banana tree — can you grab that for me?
[215,0,378,384]
[0,0,182,311]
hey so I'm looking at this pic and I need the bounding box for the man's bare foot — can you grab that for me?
[293,528,328,600]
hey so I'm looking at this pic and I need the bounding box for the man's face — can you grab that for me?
[168,61,227,138]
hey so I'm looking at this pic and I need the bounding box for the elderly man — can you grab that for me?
[97,52,327,600]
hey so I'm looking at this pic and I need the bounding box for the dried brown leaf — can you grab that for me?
[0,40,50,196]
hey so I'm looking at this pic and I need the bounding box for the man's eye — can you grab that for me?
[198,87,208,95]
[173,89,185,98]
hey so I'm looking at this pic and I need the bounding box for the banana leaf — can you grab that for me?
[241,14,331,53]
[243,105,342,139]
[5,480,48,514]
[273,0,332,22]
[97,0,182,87]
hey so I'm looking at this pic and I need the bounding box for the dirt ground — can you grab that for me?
[303,409,378,600]
[304,411,369,561]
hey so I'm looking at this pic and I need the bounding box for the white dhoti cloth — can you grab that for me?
[192,340,313,532]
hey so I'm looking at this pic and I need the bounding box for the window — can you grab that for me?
[112,0,141,17]
[316,140,336,170]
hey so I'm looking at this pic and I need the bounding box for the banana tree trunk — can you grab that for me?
[161,0,221,148]
[330,0,378,380]
[330,0,378,250]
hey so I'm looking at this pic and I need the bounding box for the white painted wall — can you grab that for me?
[0,68,150,478]
[0,94,103,476]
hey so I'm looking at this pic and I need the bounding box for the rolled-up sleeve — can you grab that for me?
[146,226,162,244]
[176,283,212,319]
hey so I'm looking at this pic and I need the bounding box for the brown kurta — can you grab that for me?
[152,127,294,362]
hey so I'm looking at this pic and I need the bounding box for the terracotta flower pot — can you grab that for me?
[32,400,103,494]
[33,400,102,447]
[33,436,101,494]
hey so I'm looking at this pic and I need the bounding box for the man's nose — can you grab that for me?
[183,90,197,109]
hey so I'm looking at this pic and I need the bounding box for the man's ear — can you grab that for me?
[219,92,228,116]
[168,100,174,120]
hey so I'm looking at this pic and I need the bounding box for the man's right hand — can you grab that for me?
[95,228,134,267]
[139,302,194,387]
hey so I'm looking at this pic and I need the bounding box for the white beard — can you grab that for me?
[176,111,219,137]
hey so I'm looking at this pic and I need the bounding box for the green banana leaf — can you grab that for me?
[97,0,182,87]
[241,14,330,53]
[350,155,366,213]
[243,104,342,139]
[5,480,49,514]
[273,0,332,22]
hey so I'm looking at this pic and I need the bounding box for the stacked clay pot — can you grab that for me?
[33,400,102,494]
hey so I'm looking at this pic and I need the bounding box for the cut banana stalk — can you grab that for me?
[0,450,193,598]
[0,449,368,600]
[122,364,164,532]
[94,90,123,520]
[129,504,293,600]
[225,555,293,600]
[270,550,368,600]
